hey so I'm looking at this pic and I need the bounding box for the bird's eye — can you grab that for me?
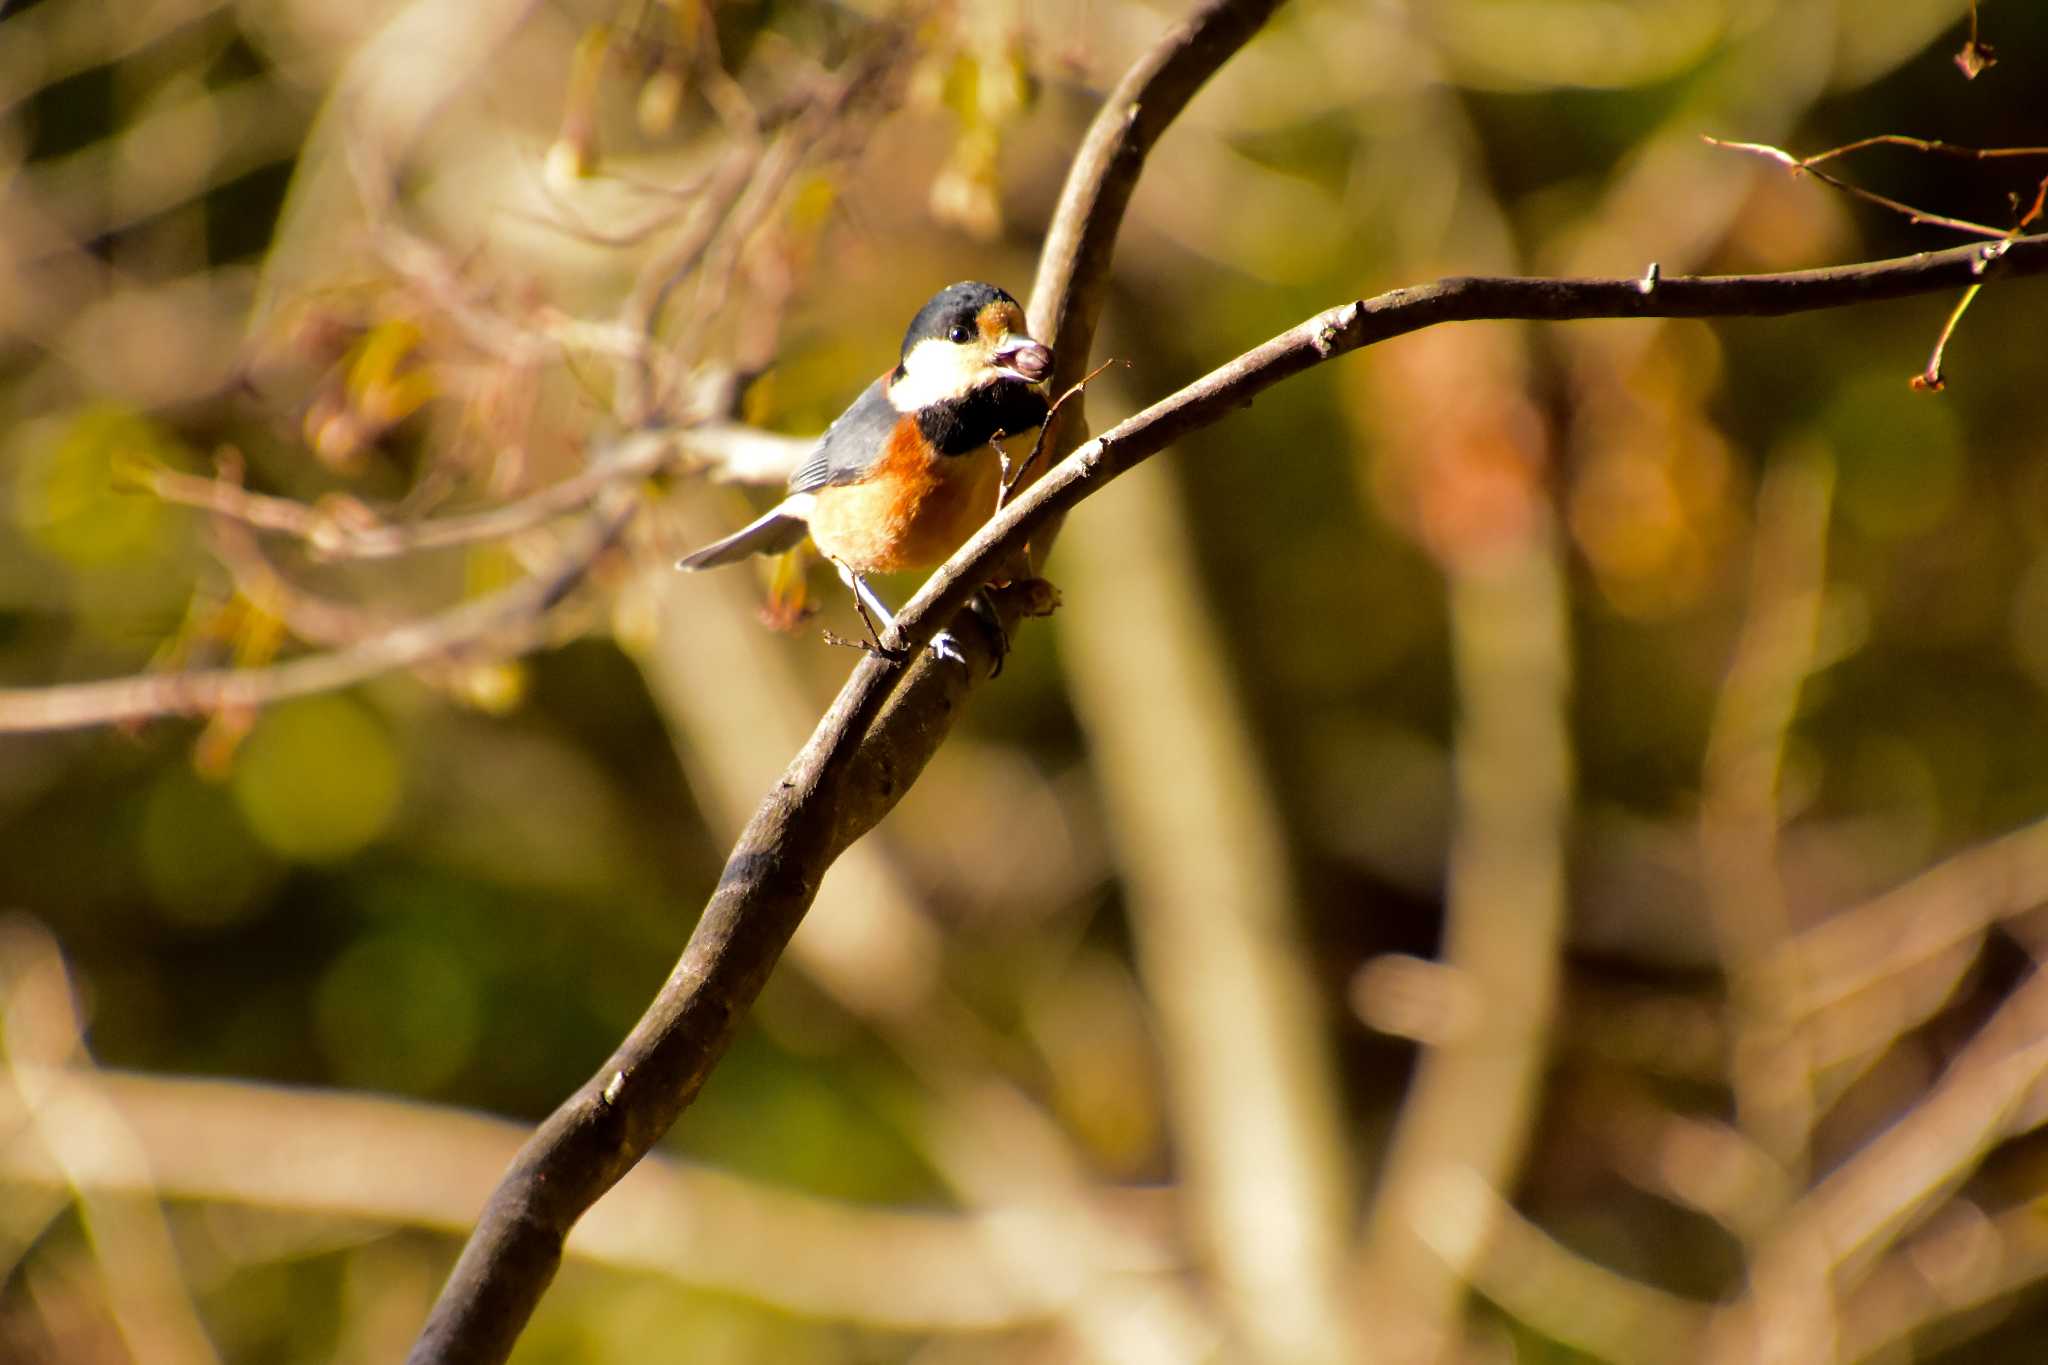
[948,325,973,344]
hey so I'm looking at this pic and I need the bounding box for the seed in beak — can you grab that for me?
[996,341,1052,383]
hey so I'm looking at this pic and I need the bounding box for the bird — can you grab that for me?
[676,281,1054,667]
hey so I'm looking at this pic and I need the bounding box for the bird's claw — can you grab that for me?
[822,628,906,664]
[966,593,1010,679]
[827,625,979,673]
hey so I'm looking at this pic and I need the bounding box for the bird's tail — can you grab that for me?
[675,500,811,570]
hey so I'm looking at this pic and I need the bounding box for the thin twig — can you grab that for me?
[0,483,638,733]
[1795,134,2048,166]
[137,430,680,561]
[614,37,900,423]
[1915,179,2043,389]
[0,1064,1044,1332]
[1910,282,1981,391]
[1721,965,2048,1364]
[373,228,568,367]
[1703,136,2014,240]
[997,357,1122,509]
[0,920,225,1365]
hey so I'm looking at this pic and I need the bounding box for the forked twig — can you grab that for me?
[1703,135,2012,240]
[1915,178,2046,389]
[1707,136,2048,388]
[998,357,1123,509]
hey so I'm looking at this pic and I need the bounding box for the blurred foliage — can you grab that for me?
[6,0,2048,1362]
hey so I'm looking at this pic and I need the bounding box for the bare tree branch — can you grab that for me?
[1841,1197,2048,1363]
[405,3,1290,1359]
[0,1065,1050,1332]
[1771,808,2048,1023]
[1360,525,1573,1365]
[1027,0,1287,389]
[0,476,640,733]
[1019,0,1289,571]
[1698,446,1838,1361]
[136,433,681,562]
[401,214,2048,1362]
[1715,964,2048,1364]
[1059,457,1356,1363]
[1449,1164,1713,1363]
[0,919,223,1365]
[646,500,1213,1357]
[1704,136,2018,240]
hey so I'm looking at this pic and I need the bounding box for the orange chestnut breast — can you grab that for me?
[804,419,1002,575]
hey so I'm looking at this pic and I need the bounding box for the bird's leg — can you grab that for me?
[830,562,970,668]
[835,563,895,651]
[823,562,905,662]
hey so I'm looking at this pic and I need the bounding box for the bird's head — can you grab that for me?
[887,282,1053,411]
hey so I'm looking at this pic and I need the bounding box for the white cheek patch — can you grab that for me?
[888,337,989,411]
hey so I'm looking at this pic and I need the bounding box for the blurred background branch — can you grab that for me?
[0,1046,1057,1334]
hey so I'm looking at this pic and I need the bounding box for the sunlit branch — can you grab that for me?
[1703,135,2015,240]
[1767,808,2048,1027]
[0,1064,1045,1332]
[14,237,2048,743]
[1842,1198,2048,1363]
[1697,448,1837,1359]
[0,483,638,734]
[137,430,680,561]
[1445,1165,1713,1363]
[1723,965,2048,1360]
[405,3,1292,1361]
[1787,133,2048,167]
[0,921,224,1365]
[403,211,2048,1365]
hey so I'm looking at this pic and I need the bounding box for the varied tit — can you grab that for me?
[676,281,1053,666]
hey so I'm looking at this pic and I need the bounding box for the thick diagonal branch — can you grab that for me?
[403,3,1289,1361]
[405,226,2048,1364]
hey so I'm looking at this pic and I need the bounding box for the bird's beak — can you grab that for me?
[993,338,1053,384]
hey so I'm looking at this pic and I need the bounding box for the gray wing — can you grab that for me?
[788,376,898,494]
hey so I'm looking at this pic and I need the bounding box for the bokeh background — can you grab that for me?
[6,0,2048,1361]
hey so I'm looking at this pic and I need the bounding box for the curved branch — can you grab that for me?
[1021,0,1287,572]
[897,231,2048,662]
[403,3,1286,1361]
[404,220,2048,1359]
[1027,0,1288,377]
